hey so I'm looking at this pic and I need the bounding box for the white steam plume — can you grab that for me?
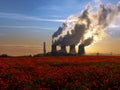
[52,2,120,47]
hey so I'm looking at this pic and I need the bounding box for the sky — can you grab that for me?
[0,0,120,56]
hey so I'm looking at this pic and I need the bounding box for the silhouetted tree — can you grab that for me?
[0,54,8,57]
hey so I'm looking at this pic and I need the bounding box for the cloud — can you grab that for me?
[0,25,55,30]
[108,24,120,29]
[37,5,72,11]
[0,12,65,22]
[94,0,102,4]
[50,15,64,18]
[107,24,120,37]
[0,44,42,49]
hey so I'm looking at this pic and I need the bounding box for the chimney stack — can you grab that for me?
[78,44,85,55]
[61,45,67,53]
[69,45,76,54]
[43,42,46,54]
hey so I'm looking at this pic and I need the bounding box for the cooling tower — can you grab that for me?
[69,45,76,54]
[78,44,85,55]
[43,42,46,54]
[52,45,57,53]
[60,45,67,53]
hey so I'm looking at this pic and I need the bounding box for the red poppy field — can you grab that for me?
[0,56,120,90]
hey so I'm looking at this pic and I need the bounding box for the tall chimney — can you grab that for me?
[69,45,76,54]
[61,45,67,53]
[43,42,46,54]
[78,44,85,55]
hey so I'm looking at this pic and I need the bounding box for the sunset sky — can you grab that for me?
[0,0,120,56]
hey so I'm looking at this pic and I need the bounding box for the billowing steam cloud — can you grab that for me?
[52,2,120,47]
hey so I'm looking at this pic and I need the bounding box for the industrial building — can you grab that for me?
[51,44,85,55]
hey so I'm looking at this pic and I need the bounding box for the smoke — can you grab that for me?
[52,2,120,47]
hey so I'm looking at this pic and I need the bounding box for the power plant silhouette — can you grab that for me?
[51,44,85,55]
[48,2,120,56]
[43,41,85,55]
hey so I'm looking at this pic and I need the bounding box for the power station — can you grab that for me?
[43,41,85,55]
[51,44,85,55]
[41,2,120,56]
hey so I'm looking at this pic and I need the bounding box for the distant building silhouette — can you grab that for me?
[51,44,85,55]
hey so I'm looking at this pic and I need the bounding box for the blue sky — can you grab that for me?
[0,0,120,55]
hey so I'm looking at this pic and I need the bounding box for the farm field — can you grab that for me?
[0,56,120,90]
